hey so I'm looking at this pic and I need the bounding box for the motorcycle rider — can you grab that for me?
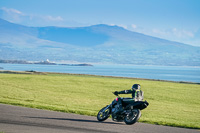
[113,84,143,115]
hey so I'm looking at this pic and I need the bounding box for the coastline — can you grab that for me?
[0,59,93,66]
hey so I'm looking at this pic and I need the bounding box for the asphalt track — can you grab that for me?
[0,104,199,133]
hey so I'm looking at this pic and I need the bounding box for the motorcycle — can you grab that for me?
[97,92,149,125]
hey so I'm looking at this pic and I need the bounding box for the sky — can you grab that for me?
[0,0,200,46]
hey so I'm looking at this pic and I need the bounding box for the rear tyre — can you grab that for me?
[97,106,110,121]
[124,109,141,125]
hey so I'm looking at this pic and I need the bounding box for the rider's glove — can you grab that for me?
[114,91,118,95]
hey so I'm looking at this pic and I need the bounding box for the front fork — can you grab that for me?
[102,104,112,113]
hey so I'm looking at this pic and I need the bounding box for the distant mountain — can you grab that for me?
[0,18,200,66]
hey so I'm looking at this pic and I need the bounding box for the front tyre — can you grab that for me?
[124,109,141,125]
[97,106,111,121]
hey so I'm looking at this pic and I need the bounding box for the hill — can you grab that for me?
[0,18,200,66]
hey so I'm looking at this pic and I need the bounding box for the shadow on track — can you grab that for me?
[25,116,124,125]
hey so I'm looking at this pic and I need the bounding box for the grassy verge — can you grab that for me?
[0,71,199,129]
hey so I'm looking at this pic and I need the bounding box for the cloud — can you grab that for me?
[45,15,64,21]
[109,23,128,29]
[0,7,64,26]
[151,28,200,46]
[152,28,194,39]
[129,24,199,46]
[1,7,23,15]
[131,24,137,29]
[118,24,128,29]
[172,28,194,38]
[0,7,88,27]
[1,7,25,22]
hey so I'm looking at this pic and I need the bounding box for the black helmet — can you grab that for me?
[132,84,140,90]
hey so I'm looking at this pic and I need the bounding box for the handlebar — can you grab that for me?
[112,92,119,96]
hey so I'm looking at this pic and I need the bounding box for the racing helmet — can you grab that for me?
[132,84,141,90]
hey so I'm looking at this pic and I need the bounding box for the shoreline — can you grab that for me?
[1,70,199,85]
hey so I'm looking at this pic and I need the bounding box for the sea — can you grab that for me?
[0,63,200,83]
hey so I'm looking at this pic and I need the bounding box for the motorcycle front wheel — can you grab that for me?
[97,106,111,121]
[124,109,141,125]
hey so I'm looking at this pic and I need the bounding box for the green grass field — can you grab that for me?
[0,72,199,129]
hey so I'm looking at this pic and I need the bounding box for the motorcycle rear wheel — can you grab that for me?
[124,109,141,125]
[97,106,110,121]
